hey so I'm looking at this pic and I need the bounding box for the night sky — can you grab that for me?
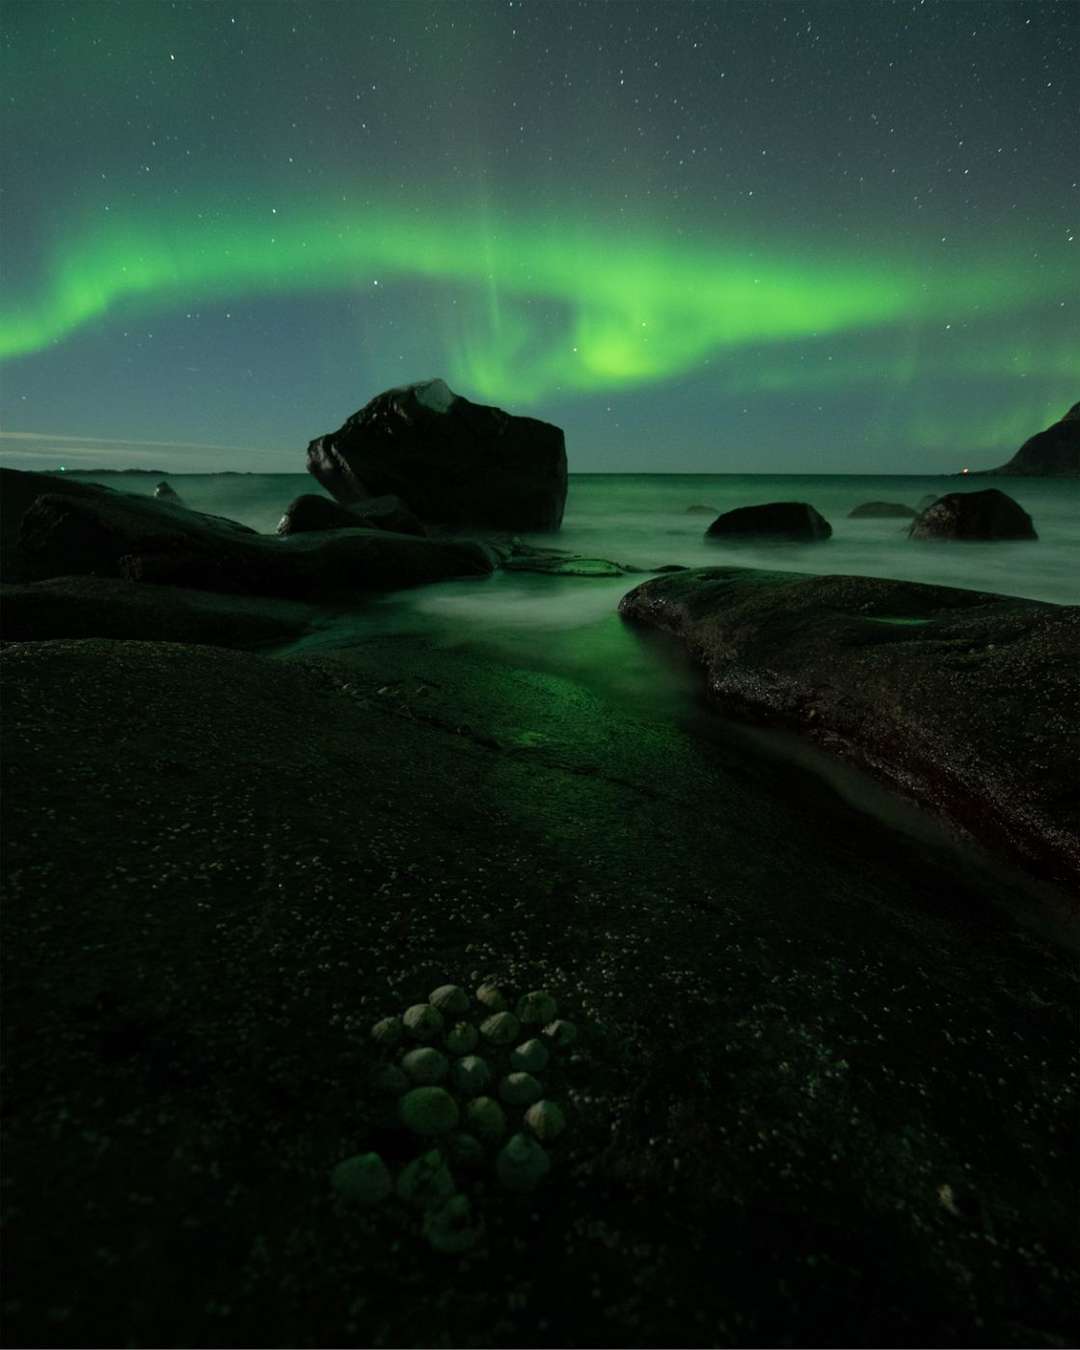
[1,0,1077,473]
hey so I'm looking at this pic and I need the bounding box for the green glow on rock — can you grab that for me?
[0,200,1072,406]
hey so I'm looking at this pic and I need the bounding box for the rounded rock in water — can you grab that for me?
[463,1095,507,1143]
[452,1054,492,1096]
[403,1003,444,1042]
[499,1071,543,1107]
[429,983,470,1015]
[445,1021,479,1055]
[509,1038,549,1073]
[496,1132,551,1192]
[402,1046,450,1085]
[515,989,557,1025]
[480,1010,520,1045]
[400,1085,460,1135]
[330,1152,393,1206]
[524,1099,566,1141]
[371,1015,404,1048]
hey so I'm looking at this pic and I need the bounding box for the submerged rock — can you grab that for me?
[306,379,567,532]
[848,501,917,519]
[981,401,1080,477]
[705,501,832,542]
[685,503,719,515]
[908,488,1036,541]
[154,482,181,502]
[619,566,1080,889]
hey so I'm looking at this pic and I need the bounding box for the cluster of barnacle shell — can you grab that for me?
[332,981,576,1254]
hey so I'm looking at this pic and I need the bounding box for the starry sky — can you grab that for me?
[1,0,1077,473]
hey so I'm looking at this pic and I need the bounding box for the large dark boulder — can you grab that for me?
[13,478,492,599]
[619,567,1079,889]
[306,379,567,531]
[277,492,425,538]
[1,468,117,581]
[982,402,1080,477]
[706,501,832,541]
[848,501,916,519]
[909,488,1036,541]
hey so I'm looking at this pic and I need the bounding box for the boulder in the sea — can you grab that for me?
[154,482,181,502]
[908,488,1036,541]
[848,501,917,519]
[705,502,832,542]
[306,378,567,531]
[982,402,1080,477]
[276,492,424,538]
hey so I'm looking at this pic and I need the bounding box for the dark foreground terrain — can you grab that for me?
[2,627,1078,1348]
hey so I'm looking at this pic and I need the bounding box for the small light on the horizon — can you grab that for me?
[59,465,66,472]
[961,467,969,474]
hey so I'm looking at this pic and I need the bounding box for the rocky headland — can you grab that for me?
[979,401,1080,477]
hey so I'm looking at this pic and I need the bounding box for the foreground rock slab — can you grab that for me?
[619,566,1079,889]
[306,378,568,531]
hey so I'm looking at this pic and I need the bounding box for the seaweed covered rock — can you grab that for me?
[908,488,1036,541]
[705,501,832,542]
[306,379,567,532]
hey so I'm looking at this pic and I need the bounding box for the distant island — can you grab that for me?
[975,401,1080,477]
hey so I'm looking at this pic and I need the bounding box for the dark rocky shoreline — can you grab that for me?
[2,460,1079,1348]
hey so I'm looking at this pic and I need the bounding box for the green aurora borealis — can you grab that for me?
[1,0,1077,470]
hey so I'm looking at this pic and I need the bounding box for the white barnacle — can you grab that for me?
[371,1016,403,1048]
[495,1132,551,1191]
[403,1003,445,1042]
[429,984,470,1015]
[330,1152,392,1206]
[480,1011,520,1045]
[524,1099,566,1141]
[463,1095,506,1143]
[401,1047,450,1085]
[509,1038,549,1073]
[475,981,508,1012]
[451,1054,492,1095]
[542,1019,577,1048]
[515,990,558,1025]
[499,1072,543,1107]
[399,1085,460,1135]
[445,1021,479,1055]
[396,1149,455,1210]
[423,1193,482,1254]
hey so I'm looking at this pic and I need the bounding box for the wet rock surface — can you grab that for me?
[705,501,832,541]
[908,488,1037,541]
[619,566,1080,890]
[2,634,1077,1348]
[277,493,425,538]
[306,379,568,532]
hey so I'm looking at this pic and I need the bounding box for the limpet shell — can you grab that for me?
[480,1011,520,1045]
[400,1086,460,1135]
[403,1004,445,1041]
[423,1193,481,1254]
[451,1054,492,1095]
[463,1095,506,1142]
[509,1038,549,1073]
[371,1016,403,1047]
[516,990,557,1025]
[429,984,469,1015]
[396,1149,455,1210]
[542,1019,577,1048]
[495,1132,551,1192]
[524,1099,566,1141]
[445,1021,479,1055]
[476,982,508,1012]
[331,1152,392,1206]
[402,1047,449,1085]
[499,1071,543,1107]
